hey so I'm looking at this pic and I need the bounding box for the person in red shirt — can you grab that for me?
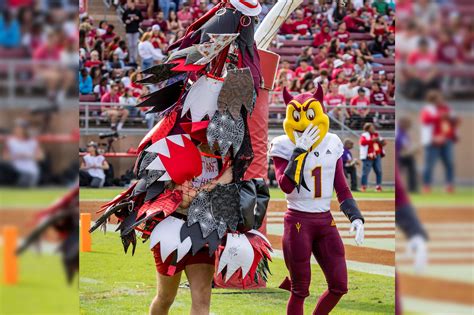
[343,10,366,32]
[420,90,459,193]
[83,50,104,69]
[33,30,74,103]
[177,3,194,28]
[101,24,116,45]
[312,43,328,66]
[101,83,130,131]
[312,24,331,47]
[370,82,389,105]
[358,0,376,20]
[341,54,355,78]
[193,0,208,19]
[276,60,296,82]
[405,38,438,99]
[280,16,295,36]
[294,58,314,80]
[324,83,348,124]
[359,123,385,191]
[154,11,169,33]
[436,29,464,65]
[334,22,350,43]
[293,9,311,37]
[349,88,371,129]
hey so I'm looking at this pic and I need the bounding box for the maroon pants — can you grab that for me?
[282,209,348,315]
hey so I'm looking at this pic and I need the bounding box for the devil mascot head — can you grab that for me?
[282,84,329,150]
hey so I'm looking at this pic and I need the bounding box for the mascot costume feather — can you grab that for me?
[269,85,365,314]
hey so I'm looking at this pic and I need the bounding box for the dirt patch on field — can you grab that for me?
[399,273,474,305]
[1,208,62,241]
[267,234,395,266]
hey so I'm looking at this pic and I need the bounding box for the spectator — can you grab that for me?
[329,3,347,26]
[331,58,344,80]
[154,11,169,34]
[370,82,389,106]
[370,15,388,38]
[138,32,165,70]
[382,31,395,58]
[151,24,167,50]
[277,60,296,82]
[356,41,375,63]
[334,22,350,44]
[0,10,21,48]
[349,87,371,129]
[101,83,130,130]
[159,0,177,20]
[97,20,108,37]
[354,56,372,79]
[3,119,43,187]
[80,141,109,188]
[313,69,329,87]
[101,24,116,44]
[341,53,356,77]
[193,0,209,20]
[106,51,126,77]
[396,117,419,193]
[295,46,314,67]
[339,76,359,102]
[119,87,138,106]
[293,9,311,37]
[168,10,183,35]
[404,37,438,99]
[342,138,359,191]
[90,66,102,86]
[137,85,155,129]
[420,90,459,193]
[359,122,385,192]
[294,58,314,80]
[324,82,348,125]
[84,50,103,69]
[94,77,111,99]
[122,0,143,64]
[343,9,366,32]
[79,68,93,95]
[368,34,386,57]
[177,2,194,28]
[312,24,331,47]
[372,0,389,16]
[313,43,328,65]
[114,40,129,62]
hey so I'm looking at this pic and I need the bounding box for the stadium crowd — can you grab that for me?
[78,0,397,131]
[0,5,78,104]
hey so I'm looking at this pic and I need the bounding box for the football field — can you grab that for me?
[79,187,396,314]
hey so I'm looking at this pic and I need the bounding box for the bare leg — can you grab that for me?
[185,264,214,315]
[149,271,182,315]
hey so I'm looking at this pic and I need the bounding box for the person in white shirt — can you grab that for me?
[138,32,165,70]
[80,142,109,188]
[3,119,44,187]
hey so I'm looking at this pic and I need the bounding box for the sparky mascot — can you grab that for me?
[269,85,365,315]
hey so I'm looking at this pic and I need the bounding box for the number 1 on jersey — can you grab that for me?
[311,166,322,198]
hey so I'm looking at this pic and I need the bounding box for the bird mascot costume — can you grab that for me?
[269,85,365,315]
[90,0,274,285]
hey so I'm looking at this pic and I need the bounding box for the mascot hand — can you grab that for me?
[406,234,428,273]
[294,125,320,151]
[350,219,364,246]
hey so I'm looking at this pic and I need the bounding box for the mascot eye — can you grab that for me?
[306,108,315,120]
[292,110,301,122]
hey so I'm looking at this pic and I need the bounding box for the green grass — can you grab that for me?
[80,187,395,201]
[80,232,394,314]
[0,249,79,314]
[410,186,473,207]
[0,188,69,208]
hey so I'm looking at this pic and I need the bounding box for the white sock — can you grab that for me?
[117,122,124,130]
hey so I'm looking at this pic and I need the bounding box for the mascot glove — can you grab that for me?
[294,125,320,151]
[406,234,428,274]
[350,219,364,246]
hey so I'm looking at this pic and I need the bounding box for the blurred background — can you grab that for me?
[395,0,474,313]
[0,1,79,314]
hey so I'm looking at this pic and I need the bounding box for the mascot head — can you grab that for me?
[282,84,329,150]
